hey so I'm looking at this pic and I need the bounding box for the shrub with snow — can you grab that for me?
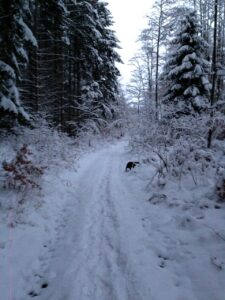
[129,110,225,201]
[2,144,44,191]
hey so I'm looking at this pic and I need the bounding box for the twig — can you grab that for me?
[153,150,168,172]
[204,224,225,242]
[190,168,197,185]
[146,169,159,190]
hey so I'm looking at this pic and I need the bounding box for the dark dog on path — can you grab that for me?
[125,161,140,172]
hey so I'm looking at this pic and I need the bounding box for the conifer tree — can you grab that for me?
[66,0,105,131]
[38,0,68,127]
[162,10,211,114]
[0,0,37,126]
[68,0,121,130]
[94,1,122,120]
[0,0,121,133]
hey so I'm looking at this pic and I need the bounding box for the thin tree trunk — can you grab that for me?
[210,0,218,106]
[155,10,162,120]
[34,0,39,112]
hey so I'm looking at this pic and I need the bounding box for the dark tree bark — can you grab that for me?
[210,0,218,106]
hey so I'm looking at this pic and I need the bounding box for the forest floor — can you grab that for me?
[1,140,225,300]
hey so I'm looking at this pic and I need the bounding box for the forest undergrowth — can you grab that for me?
[0,119,116,223]
[128,110,225,204]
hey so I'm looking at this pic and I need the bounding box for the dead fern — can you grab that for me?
[2,144,44,191]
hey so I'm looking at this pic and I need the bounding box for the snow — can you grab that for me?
[168,62,193,78]
[194,64,203,75]
[17,46,29,63]
[171,84,182,91]
[18,106,30,121]
[184,86,200,97]
[0,61,29,119]
[18,17,37,47]
[183,52,197,62]
[0,140,225,300]
[0,96,18,114]
[58,0,68,14]
[0,60,16,79]
[0,85,30,119]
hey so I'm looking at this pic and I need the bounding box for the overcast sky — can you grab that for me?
[107,0,154,84]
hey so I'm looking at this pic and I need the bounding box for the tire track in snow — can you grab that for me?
[67,154,113,299]
[107,150,152,300]
[29,143,153,300]
[74,156,128,300]
[93,164,128,300]
[37,153,111,300]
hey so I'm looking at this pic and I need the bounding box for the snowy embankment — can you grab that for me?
[1,139,225,300]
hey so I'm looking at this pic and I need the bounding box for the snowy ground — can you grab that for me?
[1,140,225,300]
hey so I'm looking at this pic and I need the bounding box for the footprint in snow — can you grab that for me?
[41,283,48,289]
[158,254,169,268]
[28,283,48,298]
[28,291,39,297]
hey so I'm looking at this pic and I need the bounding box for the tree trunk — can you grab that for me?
[155,7,162,120]
[210,0,218,106]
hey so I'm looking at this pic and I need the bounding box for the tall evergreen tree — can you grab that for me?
[94,1,121,120]
[0,0,37,126]
[162,10,211,114]
[1,0,121,133]
[38,0,68,127]
[66,0,105,131]
[67,0,121,131]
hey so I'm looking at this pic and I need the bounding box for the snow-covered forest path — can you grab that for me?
[20,141,225,300]
[38,141,153,300]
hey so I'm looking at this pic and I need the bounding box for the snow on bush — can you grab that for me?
[129,110,225,200]
[0,119,79,217]
[2,144,44,191]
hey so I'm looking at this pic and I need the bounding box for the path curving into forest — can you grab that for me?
[23,140,225,300]
[35,141,154,300]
